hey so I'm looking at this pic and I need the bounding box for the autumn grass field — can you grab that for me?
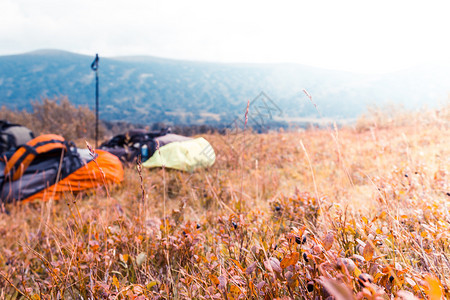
[0,106,449,299]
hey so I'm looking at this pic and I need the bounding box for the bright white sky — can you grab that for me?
[1,0,449,73]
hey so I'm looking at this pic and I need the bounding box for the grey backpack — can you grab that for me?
[0,120,35,154]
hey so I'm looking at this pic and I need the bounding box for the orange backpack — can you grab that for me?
[1,134,123,203]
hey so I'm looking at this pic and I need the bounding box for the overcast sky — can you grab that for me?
[1,0,449,73]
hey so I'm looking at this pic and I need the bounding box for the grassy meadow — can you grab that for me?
[0,106,449,299]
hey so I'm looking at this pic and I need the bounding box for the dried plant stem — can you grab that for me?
[0,272,32,300]
[136,156,146,230]
[300,140,322,212]
[86,141,110,199]
[239,100,250,211]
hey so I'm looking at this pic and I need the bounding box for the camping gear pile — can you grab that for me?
[0,121,215,204]
[100,128,216,172]
[0,121,123,204]
[99,127,173,163]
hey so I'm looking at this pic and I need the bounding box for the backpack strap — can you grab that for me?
[4,134,67,181]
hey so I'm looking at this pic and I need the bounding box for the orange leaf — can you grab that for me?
[230,259,245,272]
[362,242,374,261]
[280,252,299,269]
[120,254,129,263]
[424,275,443,300]
[249,281,256,296]
[209,274,220,286]
[353,265,362,277]
[230,284,240,294]
[112,275,119,289]
[323,232,334,251]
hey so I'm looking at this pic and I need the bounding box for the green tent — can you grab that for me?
[142,137,215,171]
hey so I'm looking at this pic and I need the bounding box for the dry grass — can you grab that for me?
[0,106,449,299]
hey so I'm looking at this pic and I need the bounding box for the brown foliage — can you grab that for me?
[0,107,449,299]
[0,97,104,140]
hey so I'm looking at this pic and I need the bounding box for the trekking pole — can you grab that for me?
[91,53,99,148]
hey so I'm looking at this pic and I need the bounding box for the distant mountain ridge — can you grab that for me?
[0,49,448,126]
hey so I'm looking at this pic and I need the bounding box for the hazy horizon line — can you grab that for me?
[2,47,443,76]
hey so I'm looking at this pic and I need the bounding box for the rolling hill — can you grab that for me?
[0,49,448,126]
